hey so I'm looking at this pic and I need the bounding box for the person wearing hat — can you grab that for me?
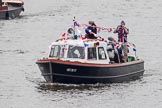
[114,20,129,43]
[85,21,97,39]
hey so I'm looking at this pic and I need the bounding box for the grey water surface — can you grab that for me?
[0,0,162,108]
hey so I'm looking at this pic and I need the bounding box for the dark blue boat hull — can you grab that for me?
[36,59,144,84]
[0,6,24,19]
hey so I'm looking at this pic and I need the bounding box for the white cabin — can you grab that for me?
[48,37,137,64]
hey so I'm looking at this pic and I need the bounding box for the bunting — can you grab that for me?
[71,23,115,33]
[61,21,116,40]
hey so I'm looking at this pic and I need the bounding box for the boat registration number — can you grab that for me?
[66,68,77,72]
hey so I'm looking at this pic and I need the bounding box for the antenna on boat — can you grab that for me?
[72,16,82,39]
[73,16,79,39]
[73,16,76,36]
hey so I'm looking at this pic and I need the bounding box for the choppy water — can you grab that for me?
[0,0,162,108]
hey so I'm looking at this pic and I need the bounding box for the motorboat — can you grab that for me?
[36,20,144,84]
[0,0,24,19]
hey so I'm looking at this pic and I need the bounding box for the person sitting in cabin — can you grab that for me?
[114,20,129,43]
[85,21,97,39]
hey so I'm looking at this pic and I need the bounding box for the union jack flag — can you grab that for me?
[74,21,81,27]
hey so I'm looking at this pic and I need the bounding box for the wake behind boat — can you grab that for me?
[36,19,144,84]
[0,0,24,19]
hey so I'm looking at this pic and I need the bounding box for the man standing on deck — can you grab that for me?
[85,21,97,39]
[114,20,129,43]
[114,21,129,62]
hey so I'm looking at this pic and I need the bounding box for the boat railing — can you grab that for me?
[56,36,74,42]
[83,39,103,42]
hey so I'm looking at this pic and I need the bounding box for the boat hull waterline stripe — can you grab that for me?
[41,70,144,79]
[37,60,144,68]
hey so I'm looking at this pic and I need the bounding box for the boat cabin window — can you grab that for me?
[98,47,107,60]
[88,47,97,60]
[49,45,61,57]
[67,45,85,59]
[60,45,66,58]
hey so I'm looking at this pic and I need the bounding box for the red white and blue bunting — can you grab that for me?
[71,23,115,33]
[61,22,115,39]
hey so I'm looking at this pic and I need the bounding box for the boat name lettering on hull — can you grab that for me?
[66,68,77,72]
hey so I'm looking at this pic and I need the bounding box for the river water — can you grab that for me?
[0,0,162,108]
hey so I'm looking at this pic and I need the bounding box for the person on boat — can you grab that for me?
[106,37,120,63]
[85,21,97,39]
[114,20,129,43]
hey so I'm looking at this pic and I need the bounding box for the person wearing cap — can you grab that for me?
[85,21,97,39]
[114,21,129,43]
